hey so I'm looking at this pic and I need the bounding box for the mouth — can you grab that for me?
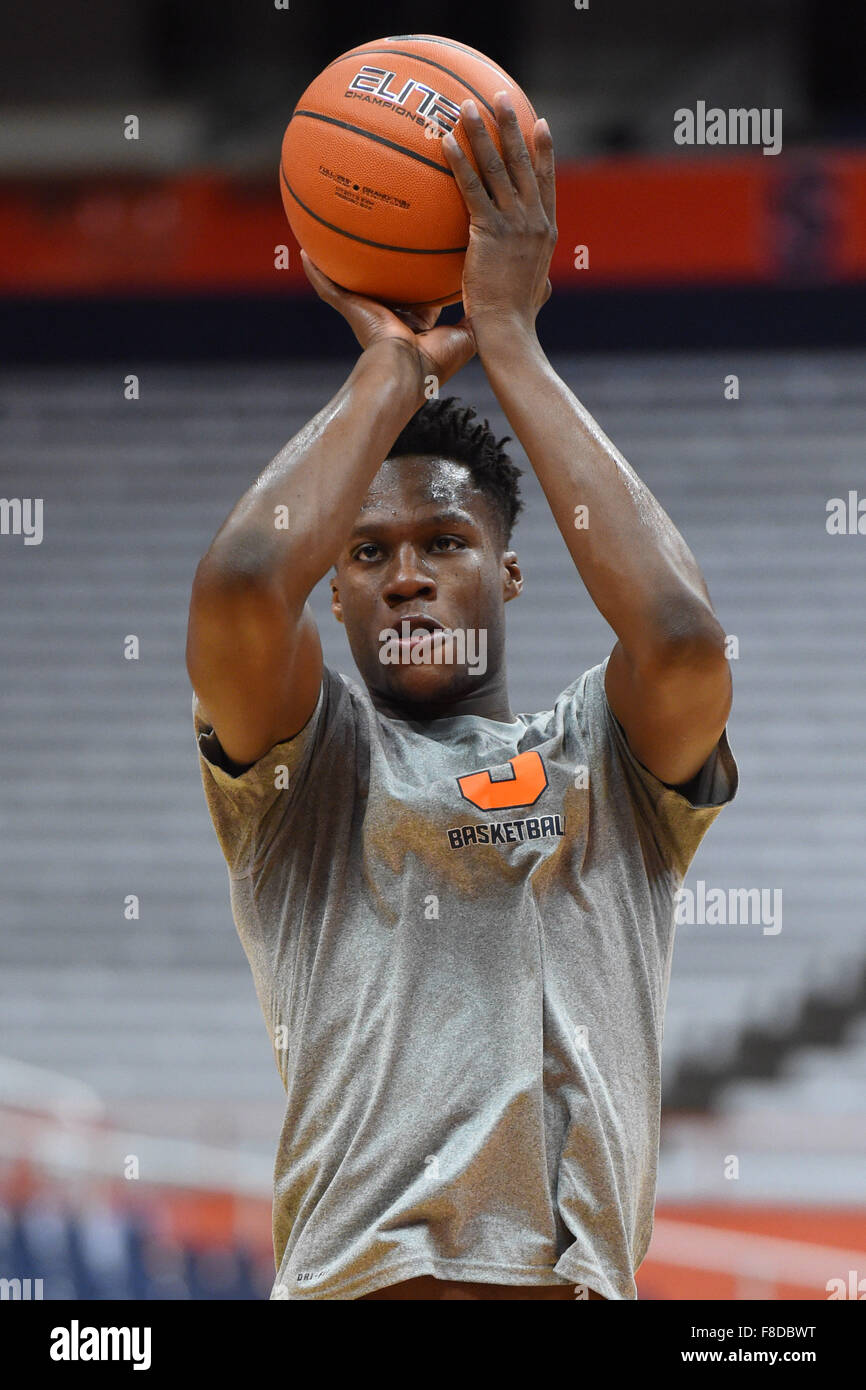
[392,613,448,647]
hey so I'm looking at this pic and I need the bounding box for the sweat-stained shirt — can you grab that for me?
[192,655,738,1300]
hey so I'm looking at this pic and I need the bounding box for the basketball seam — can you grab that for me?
[320,47,501,118]
[383,35,491,57]
[383,36,539,118]
[280,165,467,255]
[290,110,454,177]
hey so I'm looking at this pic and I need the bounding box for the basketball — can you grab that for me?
[279,34,538,308]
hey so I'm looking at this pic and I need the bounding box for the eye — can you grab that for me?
[353,536,465,562]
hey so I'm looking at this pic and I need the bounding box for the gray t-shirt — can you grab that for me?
[193,656,738,1300]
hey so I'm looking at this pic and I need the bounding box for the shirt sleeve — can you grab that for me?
[582,657,739,882]
[192,665,341,877]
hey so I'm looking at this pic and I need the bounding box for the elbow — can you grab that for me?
[194,528,282,591]
[639,600,731,687]
[623,617,732,735]
[187,542,284,689]
[654,592,727,657]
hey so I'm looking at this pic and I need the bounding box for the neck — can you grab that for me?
[369,672,515,723]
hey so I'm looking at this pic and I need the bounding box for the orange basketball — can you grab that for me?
[280,33,537,308]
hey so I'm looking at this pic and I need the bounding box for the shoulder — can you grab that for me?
[515,662,606,745]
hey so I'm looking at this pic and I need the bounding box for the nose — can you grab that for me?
[383,543,436,607]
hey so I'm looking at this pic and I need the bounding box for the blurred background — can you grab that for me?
[1,0,865,1300]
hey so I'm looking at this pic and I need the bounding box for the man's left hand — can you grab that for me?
[441,92,557,337]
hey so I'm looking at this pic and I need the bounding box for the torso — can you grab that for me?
[359,1275,605,1300]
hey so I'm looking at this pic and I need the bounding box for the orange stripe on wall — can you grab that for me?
[552,157,771,285]
[2,152,866,295]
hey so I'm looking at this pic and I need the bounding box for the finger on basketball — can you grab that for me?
[300,250,342,299]
[493,91,537,202]
[532,118,557,227]
[459,98,515,207]
[442,130,494,221]
[393,304,441,333]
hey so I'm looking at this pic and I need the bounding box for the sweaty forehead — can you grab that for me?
[340,454,503,555]
[362,455,476,510]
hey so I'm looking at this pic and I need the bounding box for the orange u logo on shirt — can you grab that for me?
[456,750,548,811]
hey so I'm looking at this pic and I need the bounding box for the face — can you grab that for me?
[331,455,523,714]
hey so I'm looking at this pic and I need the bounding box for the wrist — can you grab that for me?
[358,335,425,398]
[352,337,430,435]
[469,312,543,364]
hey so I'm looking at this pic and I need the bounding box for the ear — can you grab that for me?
[330,576,344,625]
[503,551,523,602]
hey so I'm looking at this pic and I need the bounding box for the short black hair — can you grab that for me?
[386,396,523,549]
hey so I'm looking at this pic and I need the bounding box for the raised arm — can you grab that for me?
[186,265,475,768]
[442,94,731,789]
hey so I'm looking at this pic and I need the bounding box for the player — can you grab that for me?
[186,93,738,1300]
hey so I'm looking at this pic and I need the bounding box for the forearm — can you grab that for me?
[197,339,422,601]
[477,323,723,661]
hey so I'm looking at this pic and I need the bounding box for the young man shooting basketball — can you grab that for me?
[187,94,737,1300]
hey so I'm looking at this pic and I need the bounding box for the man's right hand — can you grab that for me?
[301,250,476,392]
